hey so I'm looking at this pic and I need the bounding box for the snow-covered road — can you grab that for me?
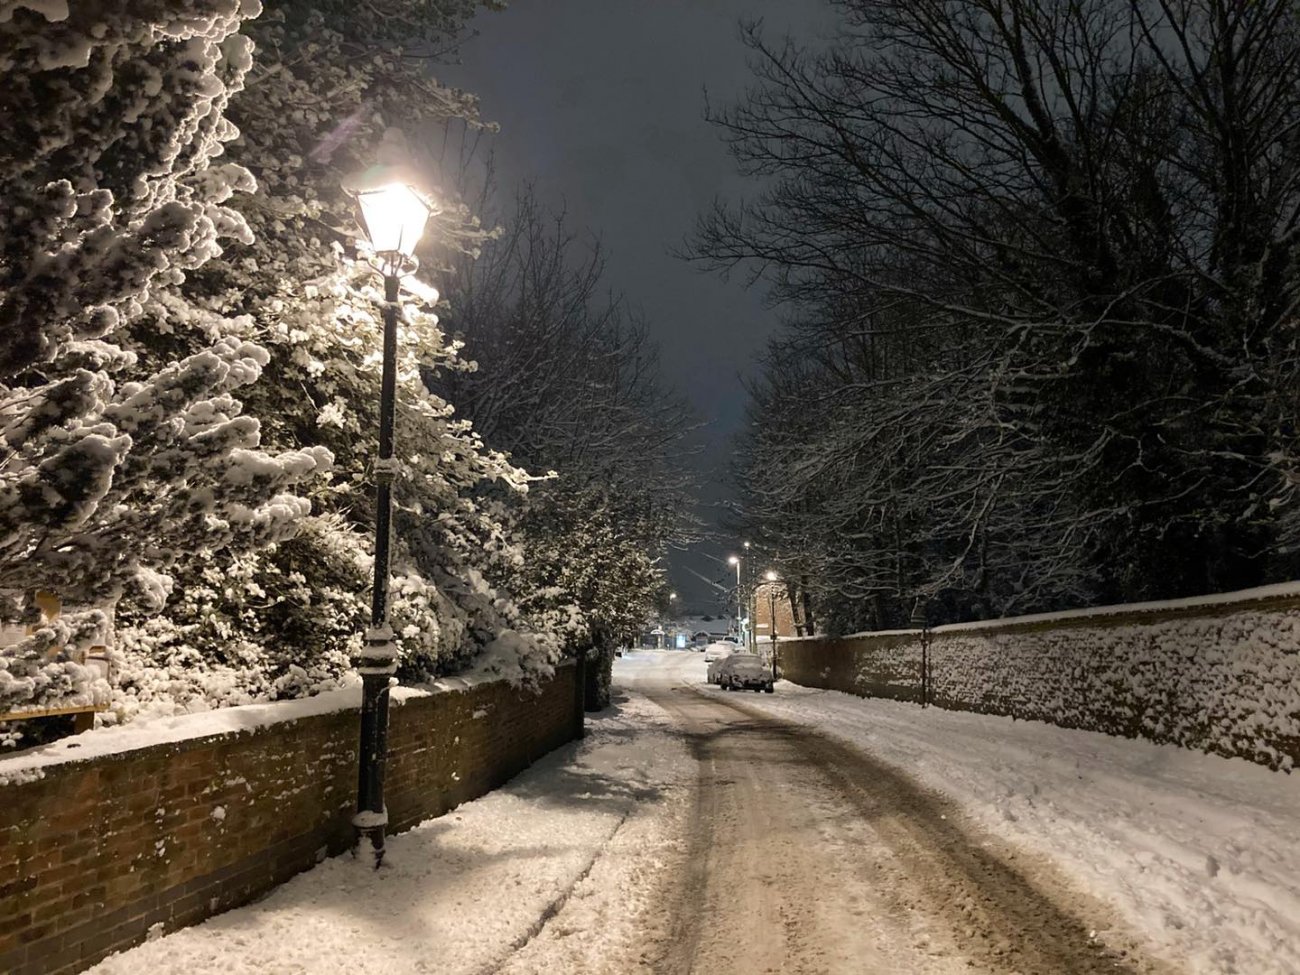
[89,651,1300,974]
[629,651,1300,975]
[707,661,1300,975]
[634,676,1167,973]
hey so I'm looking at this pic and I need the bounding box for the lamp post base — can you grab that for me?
[355,664,393,868]
[353,809,388,868]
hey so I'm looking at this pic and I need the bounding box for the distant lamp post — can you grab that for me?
[727,555,743,640]
[344,164,436,866]
[764,570,780,682]
[745,550,757,652]
[911,598,930,708]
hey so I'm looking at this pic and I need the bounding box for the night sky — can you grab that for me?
[441,1,832,610]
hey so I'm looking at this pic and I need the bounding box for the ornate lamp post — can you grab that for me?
[765,570,780,682]
[345,167,435,866]
[911,598,930,708]
[748,543,759,657]
[727,554,743,641]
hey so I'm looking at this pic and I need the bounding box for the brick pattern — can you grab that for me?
[0,665,581,975]
[777,593,1300,770]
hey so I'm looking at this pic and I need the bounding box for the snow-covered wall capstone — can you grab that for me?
[777,583,1300,771]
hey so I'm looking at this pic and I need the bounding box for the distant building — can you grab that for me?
[753,582,797,641]
[639,615,734,649]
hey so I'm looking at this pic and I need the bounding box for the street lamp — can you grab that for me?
[743,546,757,652]
[345,164,436,866]
[764,570,780,682]
[727,555,743,641]
[911,598,930,708]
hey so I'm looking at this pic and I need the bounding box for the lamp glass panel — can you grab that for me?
[357,183,431,256]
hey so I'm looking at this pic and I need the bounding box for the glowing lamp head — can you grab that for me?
[727,555,740,565]
[354,182,432,258]
[765,570,779,582]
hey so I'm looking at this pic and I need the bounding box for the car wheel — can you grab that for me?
[764,685,775,693]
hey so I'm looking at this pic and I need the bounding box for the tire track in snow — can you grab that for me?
[644,674,1178,974]
[472,809,634,975]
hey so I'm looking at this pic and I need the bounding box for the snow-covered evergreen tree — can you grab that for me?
[0,0,331,714]
[108,0,552,719]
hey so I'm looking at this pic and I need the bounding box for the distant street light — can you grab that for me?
[911,598,930,708]
[345,162,435,867]
[741,542,752,647]
[728,554,743,640]
[765,570,780,682]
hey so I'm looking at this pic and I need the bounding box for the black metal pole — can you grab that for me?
[768,589,777,675]
[749,566,757,654]
[771,590,778,684]
[355,270,401,866]
[911,599,929,708]
[922,625,930,708]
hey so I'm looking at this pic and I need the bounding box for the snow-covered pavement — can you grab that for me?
[89,690,695,975]
[88,650,1300,975]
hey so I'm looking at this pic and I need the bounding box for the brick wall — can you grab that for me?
[0,664,581,975]
[777,587,1300,770]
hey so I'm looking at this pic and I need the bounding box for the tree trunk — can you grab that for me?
[583,641,615,712]
[800,576,816,635]
[787,585,804,636]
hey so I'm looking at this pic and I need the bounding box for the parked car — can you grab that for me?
[718,653,775,693]
[703,642,734,683]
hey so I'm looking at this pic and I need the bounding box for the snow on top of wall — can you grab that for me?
[1,656,578,785]
[778,580,1300,643]
[0,684,430,785]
